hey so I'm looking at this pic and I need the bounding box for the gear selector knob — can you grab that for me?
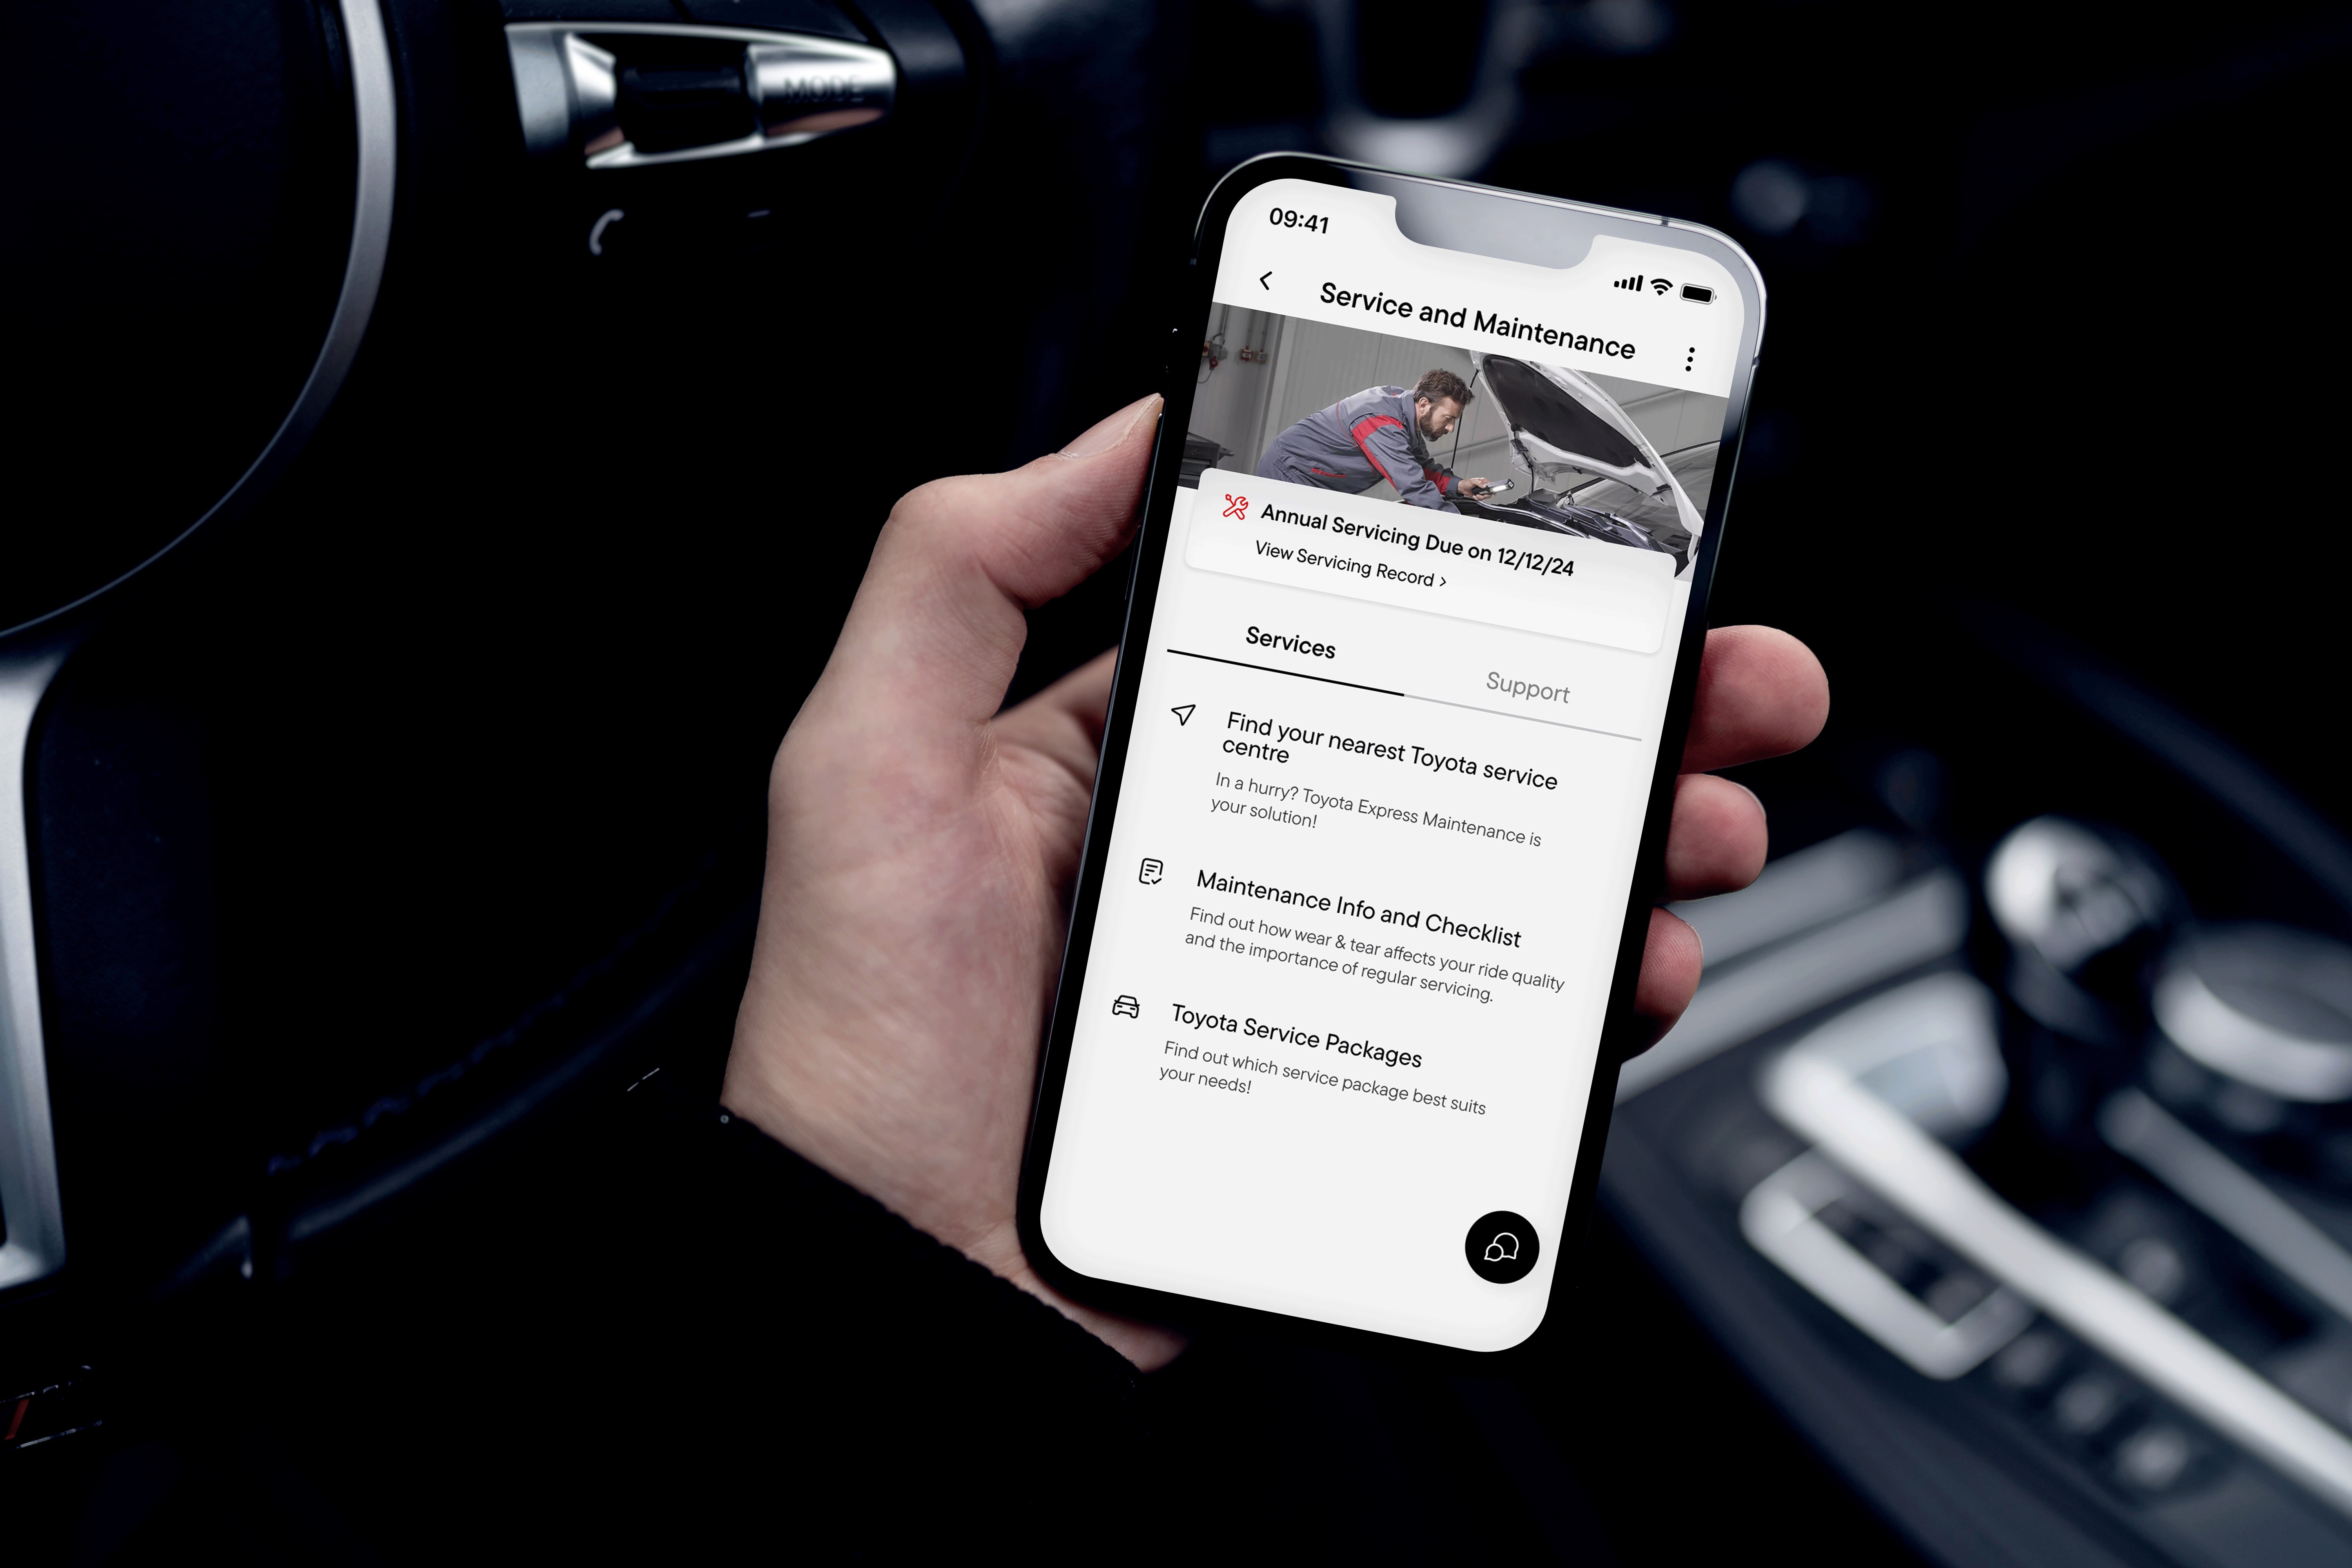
[1985,815,2178,1044]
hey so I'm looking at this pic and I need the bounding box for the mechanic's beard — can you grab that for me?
[1417,412,1442,439]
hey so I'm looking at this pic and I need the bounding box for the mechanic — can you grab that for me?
[1255,368,1501,511]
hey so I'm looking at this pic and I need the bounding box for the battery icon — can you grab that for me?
[1681,284,1714,303]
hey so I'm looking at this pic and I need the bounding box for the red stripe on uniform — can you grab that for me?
[1348,415,1403,488]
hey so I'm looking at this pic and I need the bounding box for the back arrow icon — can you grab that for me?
[1259,271,1272,290]
[1171,704,1196,726]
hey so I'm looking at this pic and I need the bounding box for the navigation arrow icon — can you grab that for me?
[1258,271,1272,290]
[1171,704,1196,726]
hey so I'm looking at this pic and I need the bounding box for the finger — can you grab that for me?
[1681,626,1829,775]
[1631,908,1704,1046]
[992,648,1117,784]
[1661,773,1767,901]
[810,395,1161,737]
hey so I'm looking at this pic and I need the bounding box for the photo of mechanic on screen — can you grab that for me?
[1180,309,1720,575]
[1257,368,1499,512]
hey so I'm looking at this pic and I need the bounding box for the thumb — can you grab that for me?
[811,394,1160,735]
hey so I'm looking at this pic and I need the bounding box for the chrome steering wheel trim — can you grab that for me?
[0,0,397,1294]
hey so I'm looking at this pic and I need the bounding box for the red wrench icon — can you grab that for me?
[1221,493,1249,519]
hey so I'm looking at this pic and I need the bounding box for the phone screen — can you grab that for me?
[1034,173,1754,1351]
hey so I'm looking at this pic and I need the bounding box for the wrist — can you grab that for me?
[719,1064,1186,1373]
[960,1221,1188,1373]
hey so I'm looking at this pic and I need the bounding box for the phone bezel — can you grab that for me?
[1016,152,1767,1364]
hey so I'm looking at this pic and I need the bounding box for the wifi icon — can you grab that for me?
[1650,278,1673,295]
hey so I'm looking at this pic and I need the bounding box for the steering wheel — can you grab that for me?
[3,0,1178,1399]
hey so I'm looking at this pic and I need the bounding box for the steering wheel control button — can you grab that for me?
[1465,1211,1539,1284]
[587,207,625,256]
[507,23,895,170]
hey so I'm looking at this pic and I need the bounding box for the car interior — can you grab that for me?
[9,0,2352,1561]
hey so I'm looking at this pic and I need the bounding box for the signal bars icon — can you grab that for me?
[1613,275,1675,295]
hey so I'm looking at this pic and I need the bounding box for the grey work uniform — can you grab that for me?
[1255,385,1466,511]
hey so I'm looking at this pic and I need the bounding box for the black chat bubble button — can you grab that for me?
[1465,1211,1539,1284]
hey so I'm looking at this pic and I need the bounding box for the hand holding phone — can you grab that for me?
[713,389,1819,1371]
[715,156,1821,1372]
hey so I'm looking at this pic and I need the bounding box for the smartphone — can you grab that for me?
[1019,154,1764,1356]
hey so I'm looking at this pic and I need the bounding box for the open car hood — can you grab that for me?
[1471,353,1704,556]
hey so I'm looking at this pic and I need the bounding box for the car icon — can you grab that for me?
[1111,994,1141,1018]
